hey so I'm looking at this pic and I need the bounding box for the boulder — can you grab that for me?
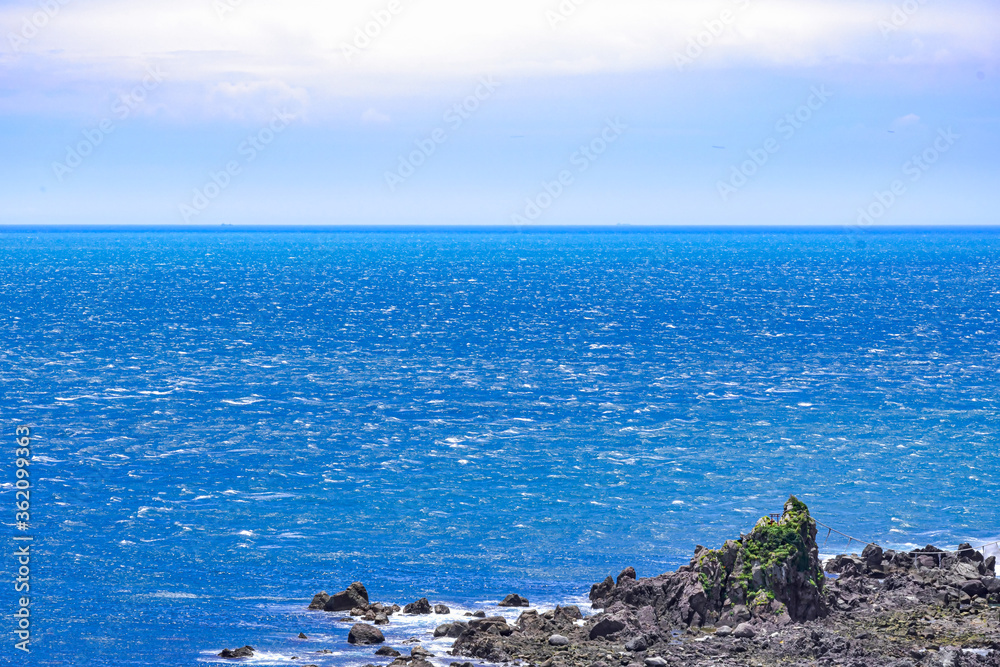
[498,593,530,607]
[324,582,370,612]
[548,634,570,646]
[411,646,434,658]
[589,617,626,639]
[434,604,451,614]
[348,623,385,645]
[218,646,254,658]
[624,636,648,652]
[434,622,467,638]
[375,647,401,657]
[308,592,330,610]
[374,613,389,625]
[297,632,307,639]
[644,657,668,667]
[959,579,988,598]
[617,567,637,584]
[732,623,756,639]
[715,625,732,637]
[403,598,433,614]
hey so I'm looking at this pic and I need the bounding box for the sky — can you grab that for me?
[0,0,998,226]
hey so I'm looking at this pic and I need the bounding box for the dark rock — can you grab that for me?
[218,646,254,658]
[732,623,755,639]
[959,579,988,598]
[985,556,996,575]
[590,576,616,606]
[715,625,732,637]
[374,613,389,625]
[498,594,530,607]
[434,604,450,614]
[589,617,626,639]
[617,567,637,584]
[467,616,513,636]
[450,663,474,667]
[548,634,570,646]
[643,657,668,667]
[554,605,583,621]
[297,632,308,639]
[403,598,433,614]
[434,622,467,638]
[308,592,330,610]
[375,647,401,657]
[324,583,370,612]
[347,623,385,645]
[411,646,434,658]
[624,636,648,652]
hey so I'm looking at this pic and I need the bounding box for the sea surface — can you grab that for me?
[1,229,998,665]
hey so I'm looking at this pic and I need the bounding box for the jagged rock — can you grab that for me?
[308,592,330,610]
[498,593,530,607]
[297,632,307,639]
[375,647,401,657]
[624,636,647,652]
[348,623,385,645]
[434,604,451,614]
[403,598,433,614]
[324,582,370,612]
[218,646,254,658]
[617,567,637,584]
[590,576,615,605]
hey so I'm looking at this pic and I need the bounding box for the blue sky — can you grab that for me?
[1,0,997,226]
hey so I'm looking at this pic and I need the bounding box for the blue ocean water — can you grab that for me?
[1,229,998,665]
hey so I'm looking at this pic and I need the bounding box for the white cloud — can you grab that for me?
[361,108,392,125]
[1,0,997,118]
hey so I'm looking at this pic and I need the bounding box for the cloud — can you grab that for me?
[1,0,998,118]
[890,113,922,131]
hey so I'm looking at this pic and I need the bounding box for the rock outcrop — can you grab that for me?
[323,582,370,612]
[218,645,254,658]
[347,623,385,645]
[592,496,827,627]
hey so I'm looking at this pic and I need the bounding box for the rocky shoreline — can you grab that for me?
[222,497,999,666]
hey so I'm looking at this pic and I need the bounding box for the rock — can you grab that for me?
[589,617,626,639]
[434,604,450,614]
[297,632,308,639]
[732,623,755,639]
[308,592,330,610]
[374,613,389,625]
[324,583,370,612]
[467,616,513,636]
[434,622,467,638]
[590,576,616,606]
[218,646,254,658]
[644,657,668,667]
[624,636,647,652]
[498,594,530,607]
[375,647,401,657]
[548,634,570,646]
[347,623,385,645]
[403,598,433,614]
[450,663,474,667]
[411,646,434,658]
[985,556,996,575]
[554,605,583,621]
[617,567,637,584]
[959,579,988,598]
[715,625,732,637]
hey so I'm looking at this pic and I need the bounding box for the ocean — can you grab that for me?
[1,229,998,665]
